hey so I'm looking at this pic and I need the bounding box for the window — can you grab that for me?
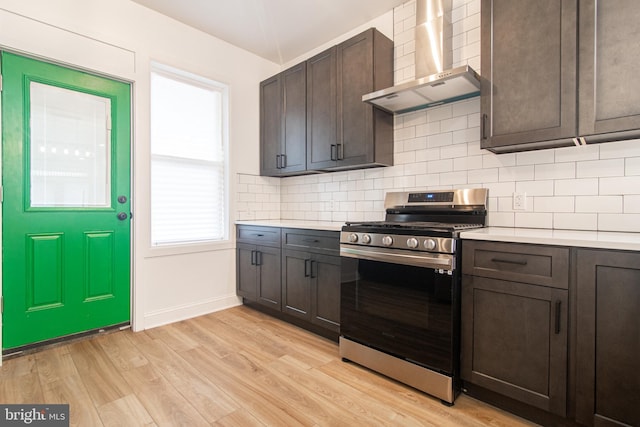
[150,64,228,245]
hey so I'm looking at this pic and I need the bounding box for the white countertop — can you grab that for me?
[461,227,640,252]
[235,219,344,232]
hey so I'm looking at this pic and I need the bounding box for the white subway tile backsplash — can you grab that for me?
[427,105,453,122]
[452,127,480,144]
[441,116,468,132]
[624,195,640,213]
[427,133,454,148]
[484,182,516,197]
[516,149,555,165]
[553,213,598,231]
[441,143,468,159]
[598,214,640,232]
[535,163,576,180]
[428,159,454,173]
[237,0,640,231]
[554,178,599,196]
[515,180,554,196]
[515,213,553,229]
[534,196,575,213]
[599,139,640,159]
[554,145,599,162]
[482,153,516,168]
[576,158,624,178]
[440,171,468,185]
[600,176,640,195]
[468,167,499,183]
[487,212,515,227]
[575,196,623,213]
[626,157,640,175]
[499,165,535,182]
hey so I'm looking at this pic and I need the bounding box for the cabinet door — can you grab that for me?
[310,254,341,333]
[237,243,258,301]
[481,0,577,151]
[337,29,374,167]
[281,249,311,320]
[260,75,282,176]
[256,245,281,310]
[306,47,337,170]
[575,250,640,427]
[281,63,307,174]
[461,275,568,416]
[579,1,640,140]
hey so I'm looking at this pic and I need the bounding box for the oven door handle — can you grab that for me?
[340,246,454,270]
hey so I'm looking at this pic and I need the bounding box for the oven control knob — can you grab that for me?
[407,237,419,248]
[382,236,393,246]
[348,233,359,243]
[362,234,372,244]
[424,238,437,250]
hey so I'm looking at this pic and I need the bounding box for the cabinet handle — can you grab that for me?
[281,154,287,168]
[481,114,488,140]
[276,154,281,169]
[304,259,311,277]
[491,258,527,266]
[337,143,344,160]
[310,260,316,278]
[255,251,262,266]
[330,144,337,161]
[555,300,561,334]
[250,250,256,265]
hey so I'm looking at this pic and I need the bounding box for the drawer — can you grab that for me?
[282,228,339,253]
[462,240,569,289]
[237,225,281,246]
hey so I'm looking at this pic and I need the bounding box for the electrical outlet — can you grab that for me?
[513,192,527,210]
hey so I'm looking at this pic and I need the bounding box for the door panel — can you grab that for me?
[2,51,131,350]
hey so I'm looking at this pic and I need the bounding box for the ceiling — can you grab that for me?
[130,0,405,64]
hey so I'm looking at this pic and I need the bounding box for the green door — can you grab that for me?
[1,52,131,351]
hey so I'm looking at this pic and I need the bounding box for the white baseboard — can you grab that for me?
[143,294,242,330]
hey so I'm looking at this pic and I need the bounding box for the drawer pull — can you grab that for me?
[302,238,320,243]
[254,233,265,237]
[491,258,527,266]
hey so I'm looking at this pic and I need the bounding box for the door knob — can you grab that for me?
[117,212,128,221]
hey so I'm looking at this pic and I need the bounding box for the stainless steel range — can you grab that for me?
[339,188,488,405]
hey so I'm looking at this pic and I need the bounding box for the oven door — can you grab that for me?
[340,255,459,376]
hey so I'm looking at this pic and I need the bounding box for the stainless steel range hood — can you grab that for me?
[363,0,480,114]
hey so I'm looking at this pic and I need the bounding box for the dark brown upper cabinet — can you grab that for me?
[481,0,640,153]
[260,63,307,176]
[259,27,393,177]
[308,28,394,171]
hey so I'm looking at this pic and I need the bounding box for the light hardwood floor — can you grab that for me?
[0,305,538,426]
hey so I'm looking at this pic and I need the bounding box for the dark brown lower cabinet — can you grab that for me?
[461,275,568,417]
[237,242,281,310]
[575,249,640,427]
[282,249,341,333]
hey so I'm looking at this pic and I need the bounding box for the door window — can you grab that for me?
[30,82,111,208]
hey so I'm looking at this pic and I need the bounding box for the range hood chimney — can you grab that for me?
[363,0,480,114]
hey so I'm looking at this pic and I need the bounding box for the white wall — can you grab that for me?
[0,0,281,342]
[237,0,640,233]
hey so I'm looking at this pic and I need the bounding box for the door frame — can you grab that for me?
[0,48,136,362]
